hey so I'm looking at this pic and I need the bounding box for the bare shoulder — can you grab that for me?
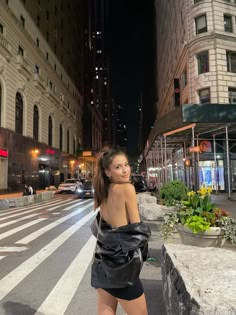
[111,183,135,197]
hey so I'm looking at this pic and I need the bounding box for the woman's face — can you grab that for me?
[105,154,131,184]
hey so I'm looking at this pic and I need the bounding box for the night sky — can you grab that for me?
[108,0,157,158]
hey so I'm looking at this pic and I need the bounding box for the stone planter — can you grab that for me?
[177,224,226,247]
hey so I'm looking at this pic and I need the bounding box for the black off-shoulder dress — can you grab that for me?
[98,217,144,301]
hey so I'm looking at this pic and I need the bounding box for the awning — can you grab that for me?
[145,104,236,155]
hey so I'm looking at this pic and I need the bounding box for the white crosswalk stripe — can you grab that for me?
[35,235,96,315]
[0,199,76,228]
[0,246,28,253]
[0,197,124,314]
[0,218,47,241]
[0,198,94,295]
[0,197,65,216]
[0,211,95,300]
[15,202,93,245]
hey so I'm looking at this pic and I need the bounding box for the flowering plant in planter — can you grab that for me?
[161,186,236,245]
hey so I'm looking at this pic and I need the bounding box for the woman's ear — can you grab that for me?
[104,169,111,178]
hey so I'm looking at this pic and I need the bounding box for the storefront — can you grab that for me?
[144,104,236,197]
[0,147,8,191]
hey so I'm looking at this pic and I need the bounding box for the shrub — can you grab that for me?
[160,180,188,206]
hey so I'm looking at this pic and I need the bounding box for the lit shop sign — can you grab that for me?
[0,148,8,158]
[46,149,55,155]
[82,151,92,157]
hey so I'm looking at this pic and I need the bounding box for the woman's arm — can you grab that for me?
[123,183,140,223]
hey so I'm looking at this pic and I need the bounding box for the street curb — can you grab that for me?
[0,191,55,210]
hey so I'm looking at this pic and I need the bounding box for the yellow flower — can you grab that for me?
[187,191,195,197]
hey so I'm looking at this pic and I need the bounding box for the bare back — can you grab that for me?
[100,183,140,228]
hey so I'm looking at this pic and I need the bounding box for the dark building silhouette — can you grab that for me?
[83,0,113,150]
[114,104,127,150]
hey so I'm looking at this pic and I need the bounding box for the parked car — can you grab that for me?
[58,179,82,194]
[77,180,94,199]
[131,174,148,193]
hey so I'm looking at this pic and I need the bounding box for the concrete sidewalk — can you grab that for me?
[211,193,236,219]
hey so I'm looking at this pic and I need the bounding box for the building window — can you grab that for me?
[46,32,49,41]
[195,14,207,34]
[48,116,53,146]
[198,88,210,104]
[20,15,25,28]
[35,64,39,73]
[67,130,70,153]
[228,88,236,103]
[224,15,233,32]
[197,51,209,74]
[46,52,49,60]
[37,16,40,27]
[46,10,49,20]
[227,51,236,72]
[181,68,188,88]
[36,38,39,47]
[59,124,63,150]
[18,46,24,56]
[194,0,203,3]
[0,23,3,34]
[15,92,23,134]
[33,105,39,141]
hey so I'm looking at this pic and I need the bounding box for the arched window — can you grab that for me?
[33,105,39,141]
[48,115,53,146]
[67,130,70,153]
[59,124,63,151]
[15,92,23,134]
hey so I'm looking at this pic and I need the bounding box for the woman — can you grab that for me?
[91,148,151,315]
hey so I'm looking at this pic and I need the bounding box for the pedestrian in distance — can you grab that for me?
[22,184,30,196]
[28,184,33,195]
[91,147,151,315]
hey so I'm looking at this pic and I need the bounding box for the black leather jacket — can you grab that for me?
[90,212,151,289]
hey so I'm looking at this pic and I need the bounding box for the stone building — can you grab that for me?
[0,0,83,192]
[144,0,236,194]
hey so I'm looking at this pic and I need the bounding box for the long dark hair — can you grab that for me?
[93,147,127,209]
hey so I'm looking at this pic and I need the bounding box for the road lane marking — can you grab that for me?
[62,199,90,211]
[35,235,96,315]
[15,201,93,245]
[0,200,64,217]
[0,246,28,253]
[0,210,95,301]
[0,199,70,221]
[0,199,79,228]
[0,218,47,241]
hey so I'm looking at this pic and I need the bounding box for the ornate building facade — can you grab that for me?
[144,0,236,193]
[0,0,83,192]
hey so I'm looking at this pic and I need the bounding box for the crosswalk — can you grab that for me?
[0,196,106,315]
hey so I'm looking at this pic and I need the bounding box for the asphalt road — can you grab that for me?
[0,194,165,315]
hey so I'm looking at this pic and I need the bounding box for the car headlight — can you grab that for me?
[77,188,83,193]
